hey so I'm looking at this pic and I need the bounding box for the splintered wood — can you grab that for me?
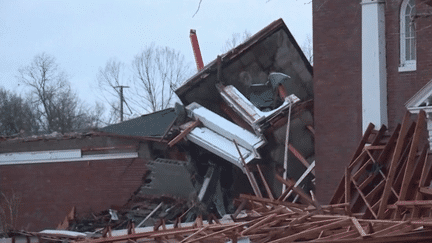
[78,111,432,242]
[330,110,431,221]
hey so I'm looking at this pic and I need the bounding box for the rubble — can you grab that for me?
[50,110,430,242]
[64,195,190,232]
[3,108,432,241]
[14,110,425,242]
[0,19,315,233]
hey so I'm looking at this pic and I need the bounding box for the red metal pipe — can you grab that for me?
[190,29,204,71]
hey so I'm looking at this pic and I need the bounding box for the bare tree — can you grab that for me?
[96,59,132,123]
[18,53,100,133]
[301,34,313,65]
[131,44,191,113]
[0,88,38,136]
[221,30,252,53]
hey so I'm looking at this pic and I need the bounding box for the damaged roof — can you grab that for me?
[100,108,177,138]
[175,18,313,115]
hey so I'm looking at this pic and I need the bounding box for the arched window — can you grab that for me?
[399,0,416,72]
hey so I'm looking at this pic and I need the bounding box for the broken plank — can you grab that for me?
[179,226,209,243]
[312,229,359,242]
[350,217,369,238]
[168,119,201,147]
[288,143,314,175]
[399,110,426,201]
[349,173,378,219]
[345,167,351,216]
[283,161,315,201]
[419,187,432,196]
[267,218,351,243]
[275,174,316,207]
[352,123,376,163]
[363,221,409,238]
[377,112,411,219]
[395,200,432,207]
[187,222,249,243]
[365,145,386,150]
[233,139,262,198]
[256,164,274,200]
[412,144,430,218]
[330,124,381,205]
[239,194,306,210]
[241,213,276,236]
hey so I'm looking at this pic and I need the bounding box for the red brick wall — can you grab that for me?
[386,0,432,129]
[313,0,432,204]
[0,158,147,231]
[313,0,363,204]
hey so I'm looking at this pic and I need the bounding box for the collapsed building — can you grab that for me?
[0,19,314,234]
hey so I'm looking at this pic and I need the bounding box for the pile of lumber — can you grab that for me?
[330,110,432,220]
[70,111,432,242]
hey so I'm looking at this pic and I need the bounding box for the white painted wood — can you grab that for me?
[361,0,388,132]
[0,149,81,162]
[0,151,138,166]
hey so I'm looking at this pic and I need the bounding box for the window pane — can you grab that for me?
[405,15,411,37]
[411,38,416,60]
[401,0,416,66]
[406,39,411,59]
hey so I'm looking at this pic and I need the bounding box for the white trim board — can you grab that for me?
[405,79,432,112]
[0,149,138,166]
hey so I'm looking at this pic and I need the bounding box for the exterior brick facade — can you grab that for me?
[0,158,147,231]
[313,0,363,204]
[313,0,432,203]
[0,134,151,231]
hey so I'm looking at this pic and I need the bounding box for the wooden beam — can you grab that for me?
[288,143,314,175]
[234,139,262,198]
[267,218,351,243]
[350,217,369,238]
[350,173,378,219]
[283,161,315,200]
[377,112,411,219]
[329,124,376,204]
[367,221,410,238]
[419,187,432,196]
[239,194,306,210]
[352,123,376,162]
[256,164,274,200]
[345,167,351,215]
[275,174,316,207]
[395,200,432,207]
[399,110,426,201]
[168,119,201,147]
[187,222,249,243]
[241,213,276,236]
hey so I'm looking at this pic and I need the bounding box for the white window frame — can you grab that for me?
[399,0,417,72]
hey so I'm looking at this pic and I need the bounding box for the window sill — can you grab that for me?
[398,62,416,72]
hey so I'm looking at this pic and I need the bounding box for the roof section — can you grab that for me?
[101,108,177,138]
[405,79,432,113]
[175,18,313,113]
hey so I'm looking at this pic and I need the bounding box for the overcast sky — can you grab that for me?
[0,0,312,114]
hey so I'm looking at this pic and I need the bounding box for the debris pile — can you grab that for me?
[58,110,432,242]
[62,195,190,232]
[330,110,430,220]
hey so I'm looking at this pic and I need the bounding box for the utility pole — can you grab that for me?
[115,85,129,122]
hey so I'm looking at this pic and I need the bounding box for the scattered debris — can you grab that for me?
[42,111,430,242]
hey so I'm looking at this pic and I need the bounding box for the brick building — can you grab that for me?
[313,0,432,203]
[0,109,178,231]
